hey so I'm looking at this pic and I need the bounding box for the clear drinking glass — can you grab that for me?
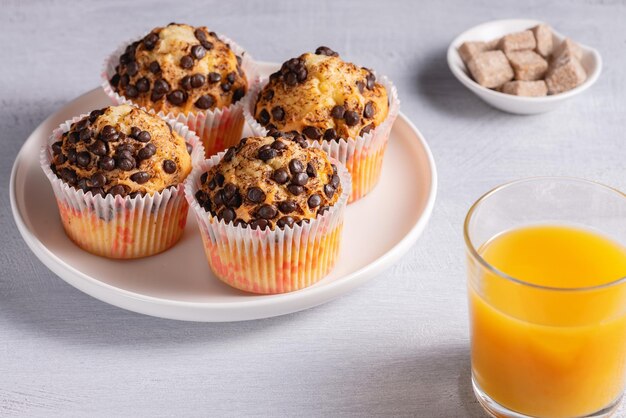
[464,177,626,418]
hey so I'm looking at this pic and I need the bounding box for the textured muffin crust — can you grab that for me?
[109,23,247,115]
[50,105,192,197]
[254,47,389,141]
[195,135,342,230]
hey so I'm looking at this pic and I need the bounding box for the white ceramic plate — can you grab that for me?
[447,19,602,114]
[10,62,437,322]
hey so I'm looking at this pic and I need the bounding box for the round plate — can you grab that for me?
[9,62,437,322]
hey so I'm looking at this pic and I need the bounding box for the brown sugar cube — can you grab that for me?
[532,24,554,57]
[506,50,548,81]
[498,30,536,53]
[458,41,490,64]
[545,57,587,94]
[553,38,583,61]
[501,80,548,97]
[467,51,514,88]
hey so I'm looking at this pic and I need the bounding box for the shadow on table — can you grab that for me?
[302,344,485,417]
[413,48,493,120]
[0,260,314,347]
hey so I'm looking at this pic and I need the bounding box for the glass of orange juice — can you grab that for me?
[465,177,626,418]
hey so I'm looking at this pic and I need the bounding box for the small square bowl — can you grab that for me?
[447,19,602,115]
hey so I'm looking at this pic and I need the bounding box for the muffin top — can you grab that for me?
[195,135,342,230]
[254,47,389,141]
[109,23,247,115]
[50,104,192,197]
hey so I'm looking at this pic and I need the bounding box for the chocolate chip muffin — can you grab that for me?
[50,104,192,197]
[109,23,247,115]
[254,47,389,141]
[194,135,342,230]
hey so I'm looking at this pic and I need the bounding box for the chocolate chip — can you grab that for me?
[117,158,135,171]
[287,184,304,196]
[263,89,274,101]
[208,72,221,83]
[90,187,105,197]
[360,123,374,137]
[233,87,245,103]
[109,184,128,196]
[271,106,285,122]
[257,204,277,220]
[153,79,171,95]
[215,172,225,187]
[258,109,270,126]
[119,74,130,88]
[191,45,206,60]
[285,72,298,86]
[271,140,287,150]
[88,140,107,156]
[178,76,192,91]
[257,145,277,161]
[52,141,63,155]
[331,174,340,188]
[130,171,150,184]
[291,172,308,186]
[186,143,193,154]
[126,84,139,98]
[126,61,139,76]
[167,89,187,105]
[363,101,375,119]
[302,126,321,140]
[135,77,150,93]
[289,159,304,174]
[195,190,209,205]
[151,90,165,101]
[99,156,115,171]
[366,71,376,90]
[308,194,322,208]
[344,110,360,126]
[60,168,77,185]
[357,81,365,94]
[76,151,91,168]
[219,208,236,223]
[129,127,141,139]
[89,172,106,188]
[324,184,336,198]
[221,82,232,92]
[306,162,317,178]
[323,129,337,141]
[180,55,194,69]
[276,216,295,229]
[149,61,161,74]
[185,73,203,88]
[315,46,339,57]
[249,219,269,230]
[67,131,80,144]
[110,74,120,87]
[272,168,289,184]
[247,187,266,203]
[66,148,77,163]
[143,33,159,50]
[200,172,208,184]
[278,200,297,214]
[137,143,156,160]
[194,28,207,41]
[195,95,215,109]
[119,52,131,65]
[200,39,214,50]
[54,154,66,165]
[318,206,330,215]
[331,105,345,119]
[137,131,151,143]
[157,159,175,174]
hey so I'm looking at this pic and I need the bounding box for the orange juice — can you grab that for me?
[469,225,626,417]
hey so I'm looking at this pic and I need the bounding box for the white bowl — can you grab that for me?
[447,19,602,115]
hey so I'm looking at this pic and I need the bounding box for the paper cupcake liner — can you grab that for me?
[40,115,205,259]
[184,153,351,294]
[102,32,260,158]
[243,74,399,203]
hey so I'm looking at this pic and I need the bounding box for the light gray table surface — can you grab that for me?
[2,0,625,416]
